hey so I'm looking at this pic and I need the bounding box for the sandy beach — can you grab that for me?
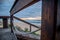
[13,21,41,35]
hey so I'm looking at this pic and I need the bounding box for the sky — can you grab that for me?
[0,0,42,26]
[14,1,42,19]
[0,0,42,17]
[0,0,15,16]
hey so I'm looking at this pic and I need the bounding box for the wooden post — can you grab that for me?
[30,25,31,32]
[41,0,58,40]
[3,18,8,28]
[10,15,14,33]
[56,0,60,40]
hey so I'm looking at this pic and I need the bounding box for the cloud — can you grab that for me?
[20,16,41,20]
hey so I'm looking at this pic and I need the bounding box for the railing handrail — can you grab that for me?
[13,16,39,28]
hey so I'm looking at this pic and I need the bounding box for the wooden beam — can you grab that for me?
[41,0,58,40]
[0,16,9,18]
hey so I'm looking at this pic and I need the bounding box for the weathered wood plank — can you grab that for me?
[41,0,58,40]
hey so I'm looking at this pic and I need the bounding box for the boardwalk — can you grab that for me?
[0,29,17,40]
[0,28,40,40]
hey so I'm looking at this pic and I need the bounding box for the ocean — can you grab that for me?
[25,20,41,26]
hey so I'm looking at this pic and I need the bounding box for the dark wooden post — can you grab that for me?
[41,0,58,40]
[30,25,31,32]
[10,15,14,33]
[56,0,60,40]
[3,18,8,28]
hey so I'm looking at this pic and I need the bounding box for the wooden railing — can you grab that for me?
[0,16,10,28]
[13,16,40,33]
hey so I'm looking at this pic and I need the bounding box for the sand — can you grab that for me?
[13,21,41,35]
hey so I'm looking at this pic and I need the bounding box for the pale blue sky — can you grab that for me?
[0,0,42,18]
[0,0,15,16]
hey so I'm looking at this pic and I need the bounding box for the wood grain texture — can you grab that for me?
[41,0,57,40]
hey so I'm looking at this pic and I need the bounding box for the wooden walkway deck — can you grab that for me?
[0,28,40,40]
